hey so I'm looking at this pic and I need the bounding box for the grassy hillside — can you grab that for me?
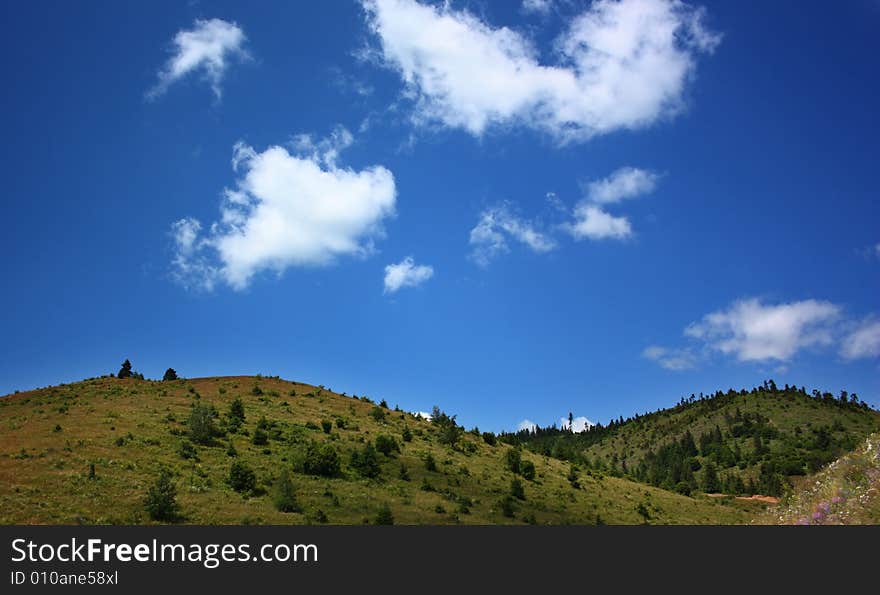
[758,432,880,525]
[514,384,880,498]
[0,375,761,525]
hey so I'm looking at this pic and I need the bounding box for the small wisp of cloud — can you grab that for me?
[383,257,434,294]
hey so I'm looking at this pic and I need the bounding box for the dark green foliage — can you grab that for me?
[53,424,62,433]
[510,477,526,500]
[335,417,347,429]
[370,407,386,423]
[375,434,400,456]
[273,469,301,513]
[88,463,96,480]
[226,441,238,457]
[431,406,463,447]
[636,503,651,523]
[144,469,180,522]
[521,459,536,481]
[424,453,437,472]
[294,441,341,477]
[379,399,388,409]
[374,503,394,525]
[178,440,198,460]
[482,432,497,446]
[701,461,720,493]
[401,426,413,442]
[567,465,580,489]
[499,496,516,518]
[350,444,381,478]
[398,464,410,481]
[162,368,178,381]
[187,403,220,445]
[226,397,246,433]
[251,427,268,446]
[117,359,132,379]
[505,448,522,474]
[321,420,332,434]
[251,385,263,396]
[228,461,256,494]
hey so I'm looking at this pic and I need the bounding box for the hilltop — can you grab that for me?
[512,383,880,499]
[0,375,762,525]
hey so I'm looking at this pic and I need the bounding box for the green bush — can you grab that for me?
[374,503,394,525]
[401,426,413,442]
[294,441,341,477]
[510,478,526,500]
[521,459,536,481]
[350,444,381,478]
[321,420,332,434]
[188,403,220,445]
[499,496,516,518]
[398,464,410,481]
[370,407,386,423]
[251,428,269,446]
[482,432,497,446]
[178,440,198,460]
[229,461,257,494]
[505,448,522,474]
[226,398,245,432]
[335,417,347,429]
[144,469,180,522]
[273,469,301,513]
[375,434,400,456]
[424,453,437,472]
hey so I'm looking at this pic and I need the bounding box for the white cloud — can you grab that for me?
[469,204,556,266]
[414,411,433,420]
[560,416,595,433]
[522,0,554,15]
[841,319,880,360]
[568,204,632,240]
[149,18,249,99]
[684,298,841,362]
[517,419,538,433]
[642,345,697,370]
[384,257,434,293]
[362,0,720,143]
[586,167,659,204]
[171,127,396,290]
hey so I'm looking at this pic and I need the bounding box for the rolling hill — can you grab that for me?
[0,374,766,525]
[512,383,880,499]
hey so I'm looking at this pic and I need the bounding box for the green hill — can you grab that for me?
[513,383,880,499]
[0,375,763,525]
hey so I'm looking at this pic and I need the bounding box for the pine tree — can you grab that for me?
[162,368,178,381]
[117,359,132,379]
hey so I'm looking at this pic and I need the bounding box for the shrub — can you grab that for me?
[273,469,301,513]
[251,386,263,396]
[144,469,180,522]
[375,434,400,456]
[178,440,198,460]
[401,426,413,442]
[53,424,62,433]
[295,442,341,477]
[251,428,269,446]
[335,417,347,429]
[379,399,389,409]
[510,478,526,500]
[374,503,394,525]
[567,465,580,489]
[226,398,245,432]
[521,459,536,481]
[482,432,497,446]
[228,461,257,494]
[226,441,238,457]
[499,496,516,518]
[350,444,381,478]
[188,403,220,445]
[424,453,437,472]
[162,368,178,381]
[505,448,522,474]
[370,407,386,423]
[321,420,332,434]
[398,464,410,481]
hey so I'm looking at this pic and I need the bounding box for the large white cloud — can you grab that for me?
[469,204,556,267]
[149,18,249,99]
[384,257,434,293]
[362,0,720,143]
[684,298,841,362]
[171,128,396,290]
[841,319,880,360]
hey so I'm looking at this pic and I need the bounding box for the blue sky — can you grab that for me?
[2,0,879,432]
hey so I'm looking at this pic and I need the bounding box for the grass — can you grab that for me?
[0,375,759,525]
